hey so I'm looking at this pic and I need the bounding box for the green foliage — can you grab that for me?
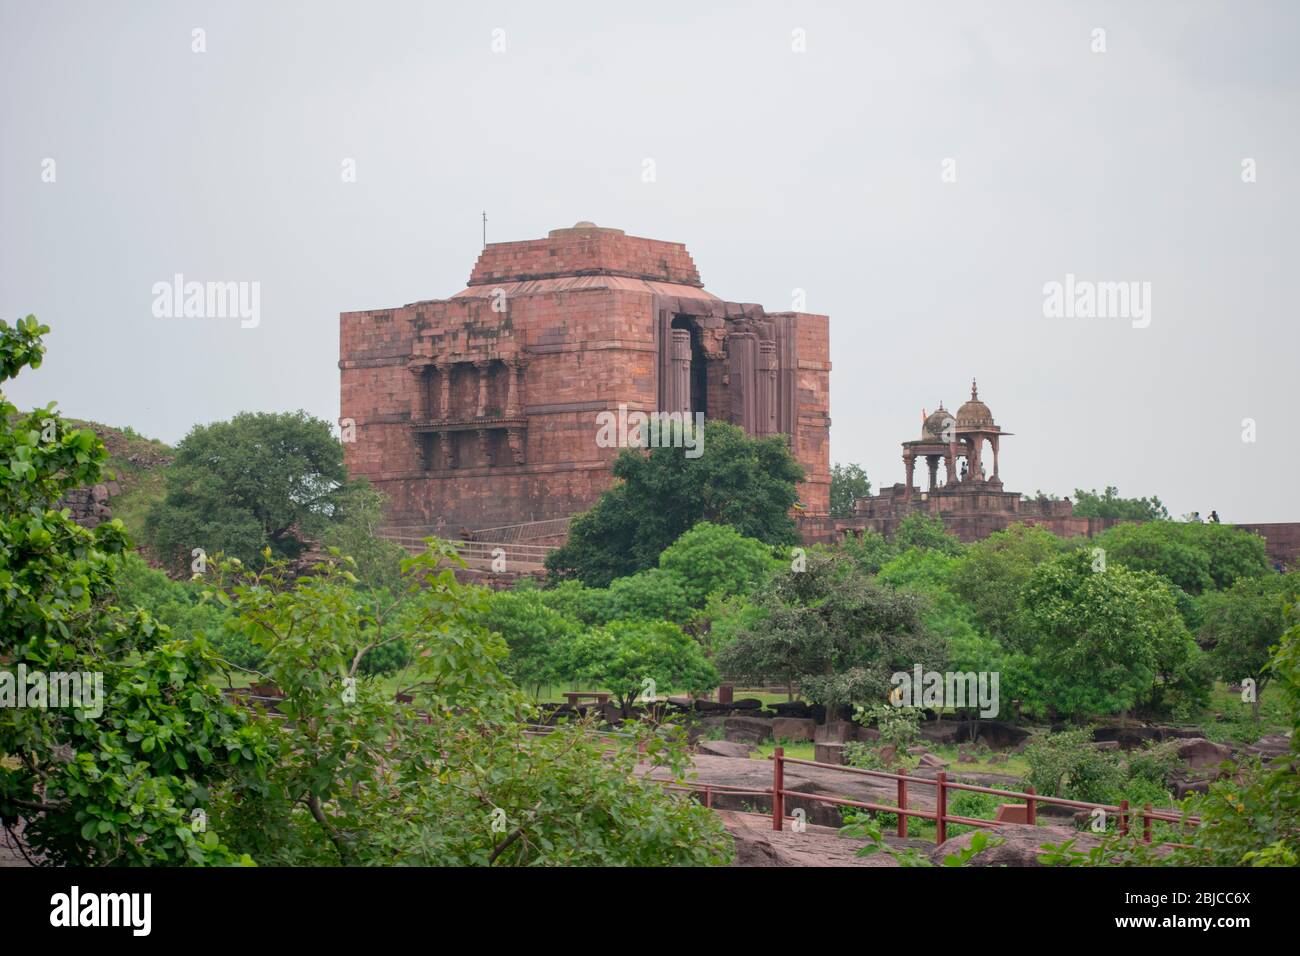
[1181,607,1300,866]
[537,579,608,628]
[841,529,896,575]
[0,316,263,866]
[558,619,719,715]
[1071,486,1169,521]
[829,462,871,518]
[318,480,408,592]
[1023,728,1126,804]
[606,568,693,625]
[717,550,943,715]
[1016,550,1205,719]
[1199,573,1300,710]
[1093,520,1270,596]
[951,524,1071,645]
[145,410,347,575]
[204,544,730,866]
[545,421,803,586]
[474,588,583,694]
[657,521,780,608]
[893,513,965,556]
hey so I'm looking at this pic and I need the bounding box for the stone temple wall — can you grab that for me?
[339,223,831,534]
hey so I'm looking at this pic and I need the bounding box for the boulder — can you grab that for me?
[918,721,962,745]
[917,752,948,770]
[813,742,846,765]
[855,725,881,742]
[1245,734,1291,759]
[698,740,756,759]
[1176,738,1233,769]
[929,824,1102,867]
[815,721,855,743]
[769,700,812,718]
[731,697,763,711]
[723,716,773,744]
[772,717,817,742]
[954,720,1029,749]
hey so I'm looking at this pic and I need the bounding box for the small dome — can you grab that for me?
[921,405,954,441]
[956,379,995,428]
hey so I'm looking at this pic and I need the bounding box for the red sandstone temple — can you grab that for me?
[339,222,831,535]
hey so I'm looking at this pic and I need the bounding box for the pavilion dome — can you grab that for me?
[921,406,953,441]
[956,379,996,428]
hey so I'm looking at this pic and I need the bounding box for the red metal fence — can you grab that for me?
[675,746,1201,848]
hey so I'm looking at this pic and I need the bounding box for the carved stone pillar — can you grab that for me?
[727,331,758,432]
[903,454,915,502]
[477,429,493,467]
[505,358,523,417]
[669,329,692,416]
[474,360,490,418]
[408,365,428,419]
[439,431,454,469]
[759,340,778,436]
[438,364,451,421]
[927,455,939,491]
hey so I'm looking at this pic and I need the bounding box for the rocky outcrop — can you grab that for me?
[929,824,1101,867]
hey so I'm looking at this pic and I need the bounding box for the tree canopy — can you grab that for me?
[545,421,803,586]
[830,462,871,517]
[145,410,348,574]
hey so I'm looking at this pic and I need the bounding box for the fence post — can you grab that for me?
[704,786,713,810]
[1119,799,1129,836]
[772,746,784,832]
[1143,804,1152,844]
[1025,784,1037,825]
[935,771,947,845]
[897,768,908,839]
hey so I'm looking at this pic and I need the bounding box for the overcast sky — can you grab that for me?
[2,0,1296,522]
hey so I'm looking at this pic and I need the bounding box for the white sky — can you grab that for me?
[2,0,1297,522]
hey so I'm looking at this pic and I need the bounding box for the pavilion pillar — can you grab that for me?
[927,455,939,491]
[903,454,915,502]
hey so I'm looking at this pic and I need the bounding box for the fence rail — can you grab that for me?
[670,747,1201,848]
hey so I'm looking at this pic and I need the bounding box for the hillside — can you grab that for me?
[63,418,173,548]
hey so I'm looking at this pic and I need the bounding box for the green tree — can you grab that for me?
[830,462,871,517]
[1199,573,1300,723]
[1093,520,1270,596]
[474,589,583,697]
[0,316,265,866]
[657,521,780,608]
[1017,550,1205,719]
[717,550,942,715]
[145,410,347,575]
[841,529,897,575]
[558,619,719,716]
[894,513,965,555]
[545,421,803,586]
[1072,486,1169,521]
[951,523,1070,646]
